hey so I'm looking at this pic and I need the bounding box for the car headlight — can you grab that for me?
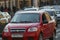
[28,27,38,32]
[4,28,9,32]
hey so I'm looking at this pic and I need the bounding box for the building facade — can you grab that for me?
[0,0,55,10]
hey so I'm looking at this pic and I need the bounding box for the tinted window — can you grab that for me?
[11,13,40,23]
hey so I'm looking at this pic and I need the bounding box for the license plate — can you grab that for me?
[12,34,23,37]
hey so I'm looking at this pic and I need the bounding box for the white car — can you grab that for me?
[0,11,11,23]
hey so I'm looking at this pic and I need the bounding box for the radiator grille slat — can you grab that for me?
[10,28,26,33]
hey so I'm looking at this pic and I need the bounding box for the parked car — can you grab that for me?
[40,9,57,26]
[2,11,56,40]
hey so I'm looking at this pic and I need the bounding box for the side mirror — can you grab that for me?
[43,20,48,23]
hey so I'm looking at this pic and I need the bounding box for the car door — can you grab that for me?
[42,13,51,38]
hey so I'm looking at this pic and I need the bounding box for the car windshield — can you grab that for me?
[11,13,40,23]
[47,11,54,16]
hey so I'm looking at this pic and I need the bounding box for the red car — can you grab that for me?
[2,11,56,40]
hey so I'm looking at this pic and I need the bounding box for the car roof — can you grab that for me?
[15,10,46,14]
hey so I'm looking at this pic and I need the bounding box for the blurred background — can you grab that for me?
[0,0,60,40]
[0,0,59,12]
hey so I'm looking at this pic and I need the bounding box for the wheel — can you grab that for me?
[39,34,43,40]
[49,31,56,40]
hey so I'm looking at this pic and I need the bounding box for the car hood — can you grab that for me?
[6,23,40,28]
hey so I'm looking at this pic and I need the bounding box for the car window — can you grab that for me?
[42,14,48,24]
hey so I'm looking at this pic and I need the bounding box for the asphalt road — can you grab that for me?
[0,24,60,40]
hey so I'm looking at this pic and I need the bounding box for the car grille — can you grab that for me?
[10,28,26,33]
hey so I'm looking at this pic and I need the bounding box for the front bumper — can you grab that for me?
[2,32,39,40]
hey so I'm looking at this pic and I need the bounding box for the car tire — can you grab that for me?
[49,31,56,40]
[39,34,43,40]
